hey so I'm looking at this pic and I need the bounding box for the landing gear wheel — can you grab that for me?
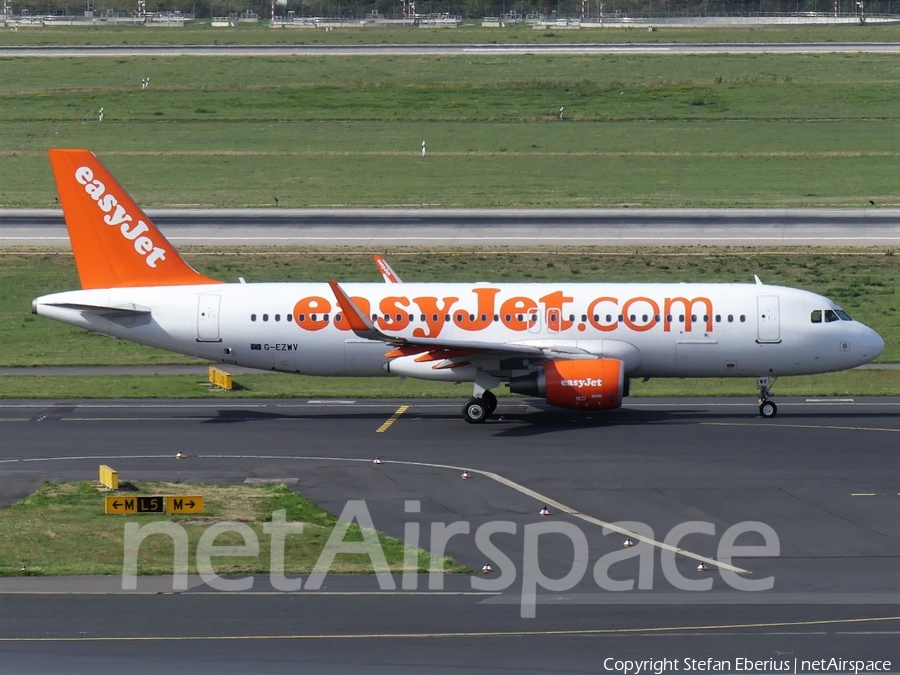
[759,400,778,418]
[462,397,488,424]
[481,390,498,416]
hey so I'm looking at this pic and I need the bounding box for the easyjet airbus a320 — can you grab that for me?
[34,150,884,423]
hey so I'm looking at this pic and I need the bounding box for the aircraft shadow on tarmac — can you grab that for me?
[200,403,900,436]
[200,408,396,424]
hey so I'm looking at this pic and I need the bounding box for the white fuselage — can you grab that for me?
[34,281,884,381]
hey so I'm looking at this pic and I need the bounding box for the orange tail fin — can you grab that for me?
[48,149,221,289]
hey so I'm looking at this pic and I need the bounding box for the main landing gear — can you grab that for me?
[462,373,501,424]
[463,390,497,424]
[757,376,778,418]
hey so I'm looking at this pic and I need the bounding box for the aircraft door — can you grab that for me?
[197,294,221,342]
[527,308,542,334]
[757,295,780,343]
[546,308,562,333]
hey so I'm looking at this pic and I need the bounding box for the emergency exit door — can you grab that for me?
[757,295,780,343]
[197,294,221,342]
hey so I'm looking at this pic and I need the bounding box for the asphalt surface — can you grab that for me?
[2,42,900,56]
[2,208,898,246]
[0,396,898,674]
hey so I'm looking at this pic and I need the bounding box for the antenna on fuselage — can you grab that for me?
[754,275,763,286]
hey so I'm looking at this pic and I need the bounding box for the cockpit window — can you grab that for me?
[824,309,840,323]
[835,309,852,321]
[810,310,822,323]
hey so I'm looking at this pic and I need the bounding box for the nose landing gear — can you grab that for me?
[757,376,778,418]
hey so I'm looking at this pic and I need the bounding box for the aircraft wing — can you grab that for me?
[373,255,402,283]
[328,281,592,361]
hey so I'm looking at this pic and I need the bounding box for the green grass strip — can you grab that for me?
[0,481,466,576]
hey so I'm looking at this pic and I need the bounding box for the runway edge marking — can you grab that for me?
[1,615,898,643]
[199,453,748,575]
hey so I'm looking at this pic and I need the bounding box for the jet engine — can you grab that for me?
[509,358,624,410]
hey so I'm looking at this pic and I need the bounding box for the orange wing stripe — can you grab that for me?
[328,281,373,332]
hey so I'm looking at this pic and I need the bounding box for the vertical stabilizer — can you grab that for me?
[48,149,221,289]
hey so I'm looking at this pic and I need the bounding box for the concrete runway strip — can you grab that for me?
[3,43,900,57]
[2,208,898,247]
[0,397,898,674]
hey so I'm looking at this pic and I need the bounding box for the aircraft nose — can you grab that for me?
[859,325,884,361]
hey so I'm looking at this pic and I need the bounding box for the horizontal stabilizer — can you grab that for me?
[39,302,151,318]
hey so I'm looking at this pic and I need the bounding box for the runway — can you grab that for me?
[3,43,900,57]
[0,396,898,673]
[2,208,898,246]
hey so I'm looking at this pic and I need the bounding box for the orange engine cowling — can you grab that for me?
[509,359,625,411]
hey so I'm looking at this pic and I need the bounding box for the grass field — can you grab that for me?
[2,248,896,373]
[0,481,465,576]
[1,23,898,46]
[1,53,897,207]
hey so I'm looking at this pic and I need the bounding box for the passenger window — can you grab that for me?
[581,314,587,322]
[715,315,721,322]
[421,314,426,321]
[408,314,415,322]
[298,314,305,322]
[703,315,709,322]
[456,313,464,322]
[287,314,292,322]
[493,314,499,322]
[618,315,624,322]
[630,314,636,322]
[432,314,438,322]
[568,314,575,322]
[727,315,734,322]
[251,314,257,322]
[810,310,822,323]
[323,314,329,321]
[505,314,511,322]
[263,314,269,322]
[275,314,281,322]
[691,314,697,322]
[666,314,673,322]
[740,315,746,322]
[396,313,403,321]
[654,314,660,322]
[824,309,840,323]
[642,314,648,322]
[445,314,450,322]
[371,314,378,321]
[481,314,487,322]
[679,315,685,322]
[835,309,852,321]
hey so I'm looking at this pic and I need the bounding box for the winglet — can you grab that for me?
[374,255,402,283]
[48,149,221,289]
[327,281,389,342]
